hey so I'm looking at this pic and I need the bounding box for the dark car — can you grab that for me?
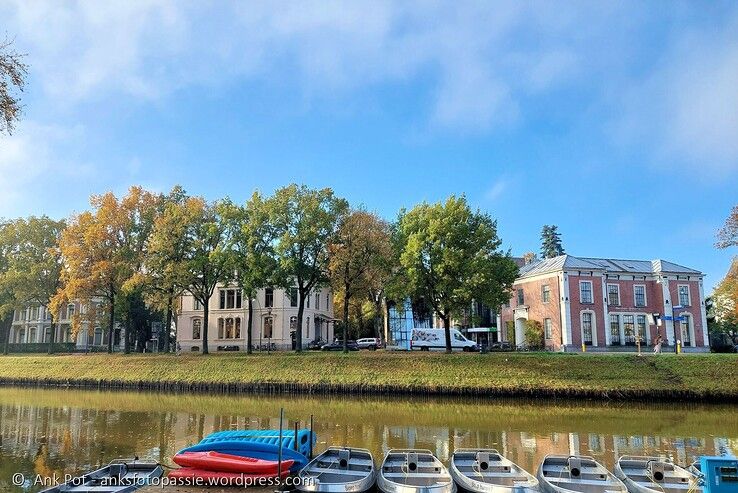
[488,341,514,352]
[322,340,360,351]
[307,339,327,350]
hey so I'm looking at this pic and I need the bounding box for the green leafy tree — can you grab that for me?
[0,38,28,135]
[397,195,519,352]
[267,184,348,352]
[524,319,544,349]
[221,192,279,354]
[0,220,17,354]
[540,225,565,259]
[0,216,65,354]
[329,209,393,352]
[148,196,230,354]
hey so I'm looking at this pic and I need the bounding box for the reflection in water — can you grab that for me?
[0,387,736,492]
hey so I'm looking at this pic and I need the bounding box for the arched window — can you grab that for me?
[218,318,225,339]
[290,316,297,331]
[93,327,103,346]
[263,317,273,339]
[225,318,234,338]
[67,303,75,319]
[681,314,692,346]
[192,319,201,339]
[235,318,241,339]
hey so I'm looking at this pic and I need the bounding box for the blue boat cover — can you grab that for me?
[201,429,315,457]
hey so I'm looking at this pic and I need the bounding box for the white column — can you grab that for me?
[603,278,610,346]
[660,277,673,345]
[559,273,572,346]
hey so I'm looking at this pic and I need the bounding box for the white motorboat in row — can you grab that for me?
[299,448,703,493]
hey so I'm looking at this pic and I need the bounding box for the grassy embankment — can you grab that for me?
[0,351,735,401]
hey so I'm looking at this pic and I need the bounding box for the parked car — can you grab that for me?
[321,340,360,351]
[409,328,478,352]
[356,337,381,350]
[307,339,327,350]
[488,341,514,352]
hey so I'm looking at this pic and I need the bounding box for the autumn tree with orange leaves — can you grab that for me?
[51,187,159,353]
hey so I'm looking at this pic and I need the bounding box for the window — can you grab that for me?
[218,318,224,339]
[580,281,593,304]
[235,318,241,339]
[193,298,202,310]
[542,285,551,303]
[192,319,201,339]
[265,288,274,308]
[607,284,620,306]
[544,318,552,339]
[93,327,103,346]
[581,312,593,345]
[225,318,234,338]
[263,316,273,339]
[326,293,329,308]
[219,288,243,309]
[67,303,75,318]
[306,291,311,308]
[609,314,620,345]
[315,292,320,310]
[678,285,691,306]
[290,316,297,331]
[289,288,298,307]
[517,288,524,306]
[636,315,647,342]
[634,285,646,307]
[681,314,691,346]
[623,315,635,345]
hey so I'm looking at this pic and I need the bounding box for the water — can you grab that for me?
[0,386,736,491]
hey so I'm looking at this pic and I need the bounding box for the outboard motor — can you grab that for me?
[568,458,582,478]
[338,449,350,469]
[407,453,419,472]
[476,452,490,471]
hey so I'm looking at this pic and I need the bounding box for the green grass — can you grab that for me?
[0,351,735,399]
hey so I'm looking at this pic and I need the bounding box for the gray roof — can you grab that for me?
[518,254,701,278]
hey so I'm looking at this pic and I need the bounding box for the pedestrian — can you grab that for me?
[653,334,662,354]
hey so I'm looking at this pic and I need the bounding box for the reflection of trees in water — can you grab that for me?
[0,387,736,493]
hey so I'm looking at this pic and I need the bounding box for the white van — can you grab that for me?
[410,328,478,352]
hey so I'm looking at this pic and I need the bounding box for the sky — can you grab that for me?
[1,1,737,291]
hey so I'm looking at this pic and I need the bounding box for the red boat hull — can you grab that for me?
[173,451,293,474]
[168,467,291,486]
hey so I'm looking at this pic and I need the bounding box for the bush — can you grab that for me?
[524,320,544,349]
[4,343,77,353]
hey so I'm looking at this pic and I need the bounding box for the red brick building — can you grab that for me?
[500,255,708,351]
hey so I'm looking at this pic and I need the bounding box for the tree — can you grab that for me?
[397,195,519,352]
[716,205,738,249]
[329,210,392,352]
[148,196,230,355]
[712,258,738,332]
[524,319,544,349]
[540,225,565,259]
[267,185,348,352]
[0,220,16,354]
[0,38,28,135]
[221,192,278,354]
[52,187,159,353]
[0,216,65,354]
[522,252,538,265]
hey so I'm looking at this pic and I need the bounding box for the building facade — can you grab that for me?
[9,302,124,350]
[500,255,708,351]
[176,284,335,352]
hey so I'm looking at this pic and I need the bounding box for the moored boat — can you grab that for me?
[173,450,294,474]
[450,449,538,493]
[168,467,291,486]
[537,455,626,493]
[202,428,316,457]
[178,439,309,471]
[377,449,456,493]
[615,456,700,493]
[40,459,163,493]
[297,446,376,493]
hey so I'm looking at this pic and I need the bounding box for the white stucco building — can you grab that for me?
[176,284,335,352]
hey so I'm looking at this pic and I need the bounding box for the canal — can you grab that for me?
[1,387,736,491]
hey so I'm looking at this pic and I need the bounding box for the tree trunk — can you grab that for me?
[163,295,173,352]
[202,297,209,354]
[342,288,350,354]
[246,296,253,354]
[443,315,452,353]
[124,318,131,354]
[2,313,12,355]
[47,319,57,355]
[108,294,115,354]
[295,289,305,352]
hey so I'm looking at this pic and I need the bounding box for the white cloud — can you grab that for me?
[484,177,511,201]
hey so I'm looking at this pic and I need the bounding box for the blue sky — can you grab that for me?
[1,1,737,290]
